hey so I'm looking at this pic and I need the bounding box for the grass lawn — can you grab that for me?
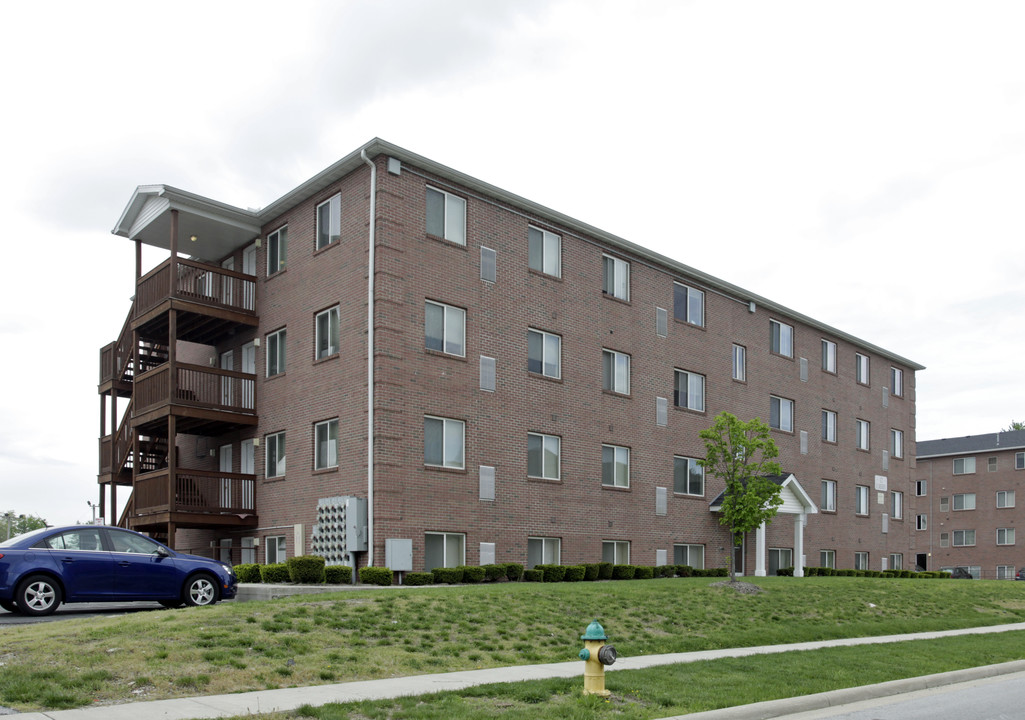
[2,576,1025,713]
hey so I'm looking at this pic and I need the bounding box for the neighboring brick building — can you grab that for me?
[97,138,923,576]
[913,430,1025,579]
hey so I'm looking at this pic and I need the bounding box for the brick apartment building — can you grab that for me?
[913,430,1025,579]
[97,138,924,576]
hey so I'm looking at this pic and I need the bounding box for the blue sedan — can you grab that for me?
[0,525,237,616]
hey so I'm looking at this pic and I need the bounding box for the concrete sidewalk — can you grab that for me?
[13,622,1025,720]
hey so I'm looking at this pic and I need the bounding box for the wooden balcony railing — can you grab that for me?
[136,257,256,320]
[133,468,256,517]
[99,303,135,386]
[134,362,256,417]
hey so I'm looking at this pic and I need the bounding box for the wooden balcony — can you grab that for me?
[128,468,258,532]
[133,362,257,436]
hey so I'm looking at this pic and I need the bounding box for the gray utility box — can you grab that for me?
[385,538,413,572]
[311,496,368,565]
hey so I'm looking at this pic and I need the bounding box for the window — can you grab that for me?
[953,530,976,547]
[601,445,630,488]
[528,226,561,277]
[527,432,560,480]
[266,328,286,377]
[988,457,998,472]
[602,254,630,300]
[674,370,705,412]
[890,366,903,397]
[315,306,339,359]
[891,491,903,519]
[855,353,870,385]
[770,396,794,432]
[890,429,904,459]
[916,514,927,531]
[314,419,338,470]
[425,301,466,356]
[997,490,1015,508]
[821,410,837,443]
[426,187,466,245]
[916,480,927,496]
[889,554,903,571]
[267,226,287,275]
[768,548,793,576]
[266,535,286,564]
[527,328,561,378]
[1017,452,1024,470]
[855,485,869,515]
[854,552,869,571]
[821,339,837,373]
[266,431,285,478]
[732,344,746,382]
[770,320,793,358]
[820,550,836,569]
[953,457,976,475]
[997,528,1015,546]
[856,419,870,451]
[940,497,950,512]
[997,566,1015,580]
[480,246,496,282]
[953,493,976,511]
[674,456,704,495]
[821,480,836,512]
[424,416,465,469]
[424,532,465,571]
[602,540,630,565]
[527,537,561,568]
[602,349,631,394]
[316,193,341,250]
[674,544,705,569]
[673,283,704,326]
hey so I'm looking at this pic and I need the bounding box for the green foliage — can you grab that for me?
[324,565,352,584]
[676,565,693,578]
[358,566,393,586]
[504,563,524,581]
[597,562,614,579]
[611,564,636,579]
[522,569,543,582]
[777,566,794,577]
[259,563,291,583]
[563,565,586,582]
[287,555,326,584]
[482,564,508,582]
[2,512,47,541]
[634,566,654,579]
[233,563,261,583]
[432,567,464,584]
[458,566,486,583]
[1004,420,1025,431]
[403,572,434,586]
[583,563,600,581]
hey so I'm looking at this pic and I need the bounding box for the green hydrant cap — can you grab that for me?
[581,619,608,641]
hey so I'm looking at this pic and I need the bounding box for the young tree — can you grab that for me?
[1004,420,1025,432]
[2,512,47,541]
[699,412,784,582]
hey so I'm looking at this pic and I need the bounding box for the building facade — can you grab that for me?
[97,139,923,575]
[913,430,1025,579]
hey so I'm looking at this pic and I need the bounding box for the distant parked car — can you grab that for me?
[0,525,236,616]
[950,566,973,579]
[1016,568,1025,581]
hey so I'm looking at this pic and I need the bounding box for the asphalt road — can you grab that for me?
[0,602,165,625]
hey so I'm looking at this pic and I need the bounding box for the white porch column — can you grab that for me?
[794,512,805,577]
[754,520,767,576]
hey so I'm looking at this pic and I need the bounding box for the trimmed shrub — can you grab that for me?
[522,569,543,582]
[583,563,600,581]
[564,565,586,582]
[404,572,434,586]
[505,563,524,582]
[540,565,567,582]
[260,563,290,584]
[460,565,486,583]
[658,564,676,578]
[611,564,636,580]
[234,563,261,583]
[287,555,326,584]
[634,566,654,579]
[483,564,508,582]
[432,567,464,584]
[359,566,393,586]
[776,566,794,577]
[598,562,614,580]
[325,565,352,584]
[676,565,693,578]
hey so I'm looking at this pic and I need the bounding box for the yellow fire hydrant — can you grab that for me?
[579,619,617,696]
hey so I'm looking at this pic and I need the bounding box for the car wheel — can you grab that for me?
[184,574,219,607]
[16,575,62,616]
[0,599,20,613]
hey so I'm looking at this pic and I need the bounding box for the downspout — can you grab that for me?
[361,149,376,566]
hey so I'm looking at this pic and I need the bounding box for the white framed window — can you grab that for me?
[602,254,630,301]
[266,535,286,564]
[997,528,1015,546]
[988,457,998,472]
[673,283,704,326]
[674,369,705,412]
[316,193,341,250]
[855,485,869,515]
[732,344,746,382]
[953,457,976,475]
[425,300,466,356]
[266,328,286,377]
[527,537,561,568]
[891,491,903,519]
[770,396,794,432]
[822,410,837,443]
[265,431,285,478]
[770,319,793,358]
[601,444,630,488]
[953,493,976,511]
[916,514,927,531]
[997,490,1015,508]
[315,306,340,360]
[674,544,704,569]
[916,480,927,496]
[314,419,338,470]
[855,353,870,385]
[821,480,837,512]
[889,554,903,571]
[821,339,837,373]
[890,366,903,397]
[528,226,561,277]
[856,419,870,451]
[424,532,465,571]
[527,432,560,480]
[674,456,704,495]
[953,530,976,547]
[426,186,466,245]
[820,550,836,569]
[267,225,287,276]
[890,429,904,459]
[602,349,631,394]
[424,415,465,469]
[997,565,1015,580]
[1016,452,1024,470]
[527,328,561,378]
[602,540,630,565]
[768,548,793,576]
[854,552,869,571]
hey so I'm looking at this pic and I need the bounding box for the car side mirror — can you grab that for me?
[155,546,171,558]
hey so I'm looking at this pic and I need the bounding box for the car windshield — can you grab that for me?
[0,526,51,548]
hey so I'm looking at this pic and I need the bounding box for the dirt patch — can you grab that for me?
[710,580,765,595]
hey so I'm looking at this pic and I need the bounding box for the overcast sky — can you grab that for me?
[1,1,1022,527]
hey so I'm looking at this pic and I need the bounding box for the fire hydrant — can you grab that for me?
[579,619,617,696]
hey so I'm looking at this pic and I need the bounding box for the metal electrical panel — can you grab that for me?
[311,495,368,565]
[385,538,413,572]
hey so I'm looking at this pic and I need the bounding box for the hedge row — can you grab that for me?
[780,566,953,579]
[236,560,353,584]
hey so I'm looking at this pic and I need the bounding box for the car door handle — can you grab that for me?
[118,561,132,567]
